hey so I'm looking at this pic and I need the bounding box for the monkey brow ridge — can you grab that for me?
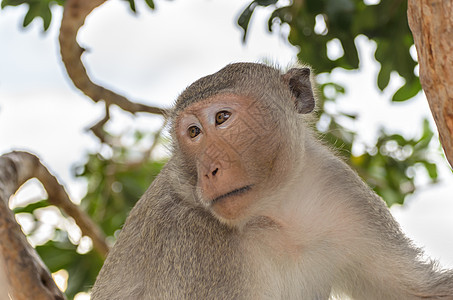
[174,63,281,114]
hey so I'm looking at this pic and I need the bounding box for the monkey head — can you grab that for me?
[170,63,315,226]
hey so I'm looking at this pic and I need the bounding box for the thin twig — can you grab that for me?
[89,102,111,143]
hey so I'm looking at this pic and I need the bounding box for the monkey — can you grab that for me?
[91,63,453,299]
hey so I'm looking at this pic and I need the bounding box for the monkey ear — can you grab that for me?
[282,67,315,114]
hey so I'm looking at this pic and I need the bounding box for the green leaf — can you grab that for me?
[377,62,392,91]
[122,0,136,13]
[341,112,357,120]
[326,0,355,24]
[3,0,62,31]
[23,4,39,27]
[13,199,49,214]
[237,2,256,43]
[36,232,77,272]
[36,232,104,299]
[255,0,277,6]
[238,0,276,41]
[40,3,52,30]
[392,79,421,102]
[144,0,155,9]
[414,119,434,150]
[422,161,438,180]
[380,187,404,206]
[421,118,433,140]
[134,130,144,142]
[268,6,291,32]
[338,35,359,69]
[1,0,27,9]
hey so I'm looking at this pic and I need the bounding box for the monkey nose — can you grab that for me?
[205,167,219,179]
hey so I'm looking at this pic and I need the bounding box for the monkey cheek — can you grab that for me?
[210,193,254,221]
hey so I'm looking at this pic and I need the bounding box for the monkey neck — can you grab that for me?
[248,132,363,255]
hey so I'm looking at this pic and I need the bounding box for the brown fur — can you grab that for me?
[92,63,453,300]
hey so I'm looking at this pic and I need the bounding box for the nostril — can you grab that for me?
[212,168,219,176]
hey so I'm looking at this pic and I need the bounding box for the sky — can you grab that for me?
[0,0,453,294]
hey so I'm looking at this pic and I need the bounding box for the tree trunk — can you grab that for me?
[407,0,453,168]
[0,150,112,299]
[0,152,65,300]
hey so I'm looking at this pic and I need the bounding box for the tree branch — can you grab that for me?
[408,0,453,168]
[59,0,166,115]
[88,101,111,144]
[34,158,110,258]
[0,152,66,300]
[0,151,110,299]
[4,151,110,257]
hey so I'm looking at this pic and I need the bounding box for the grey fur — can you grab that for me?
[92,63,453,300]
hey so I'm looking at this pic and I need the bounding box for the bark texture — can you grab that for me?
[0,152,65,300]
[0,151,109,299]
[408,0,453,168]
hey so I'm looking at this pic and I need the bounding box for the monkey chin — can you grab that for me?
[207,185,255,227]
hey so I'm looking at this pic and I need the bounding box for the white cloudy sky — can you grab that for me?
[0,0,452,277]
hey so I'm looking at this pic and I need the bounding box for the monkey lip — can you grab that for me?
[211,185,253,205]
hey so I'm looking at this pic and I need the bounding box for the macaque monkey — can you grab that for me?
[91,63,453,299]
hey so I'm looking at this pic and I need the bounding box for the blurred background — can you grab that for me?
[0,0,452,298]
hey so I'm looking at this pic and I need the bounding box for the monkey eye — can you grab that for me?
[215,111,231,125]
[188,126,201,138]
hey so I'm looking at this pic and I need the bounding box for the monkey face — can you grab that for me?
[175,93,288,223]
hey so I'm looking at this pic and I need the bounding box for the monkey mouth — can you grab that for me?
[211,185,253,204]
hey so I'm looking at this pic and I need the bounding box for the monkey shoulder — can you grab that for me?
[94,162,251,299]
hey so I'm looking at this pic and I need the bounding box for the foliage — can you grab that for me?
[76,147,165,239]
[237,0,278,42]
[316,80,437,206]
[351,119,438,206]
[239,0,419,101]
[36,232,104,298]
[1,0,63,30]
[1,0,156,31]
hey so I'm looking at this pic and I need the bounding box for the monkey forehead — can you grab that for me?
[178,93,251,115]
[173,63,283,115]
